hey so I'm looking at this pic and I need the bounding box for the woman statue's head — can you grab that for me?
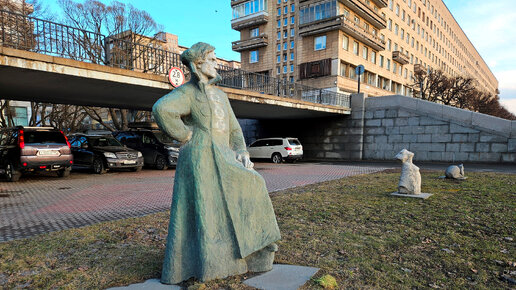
[181,42,218,82]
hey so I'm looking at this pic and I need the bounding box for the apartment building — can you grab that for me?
[230,0,498,98]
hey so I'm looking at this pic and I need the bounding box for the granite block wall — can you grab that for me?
[362,95,516,163]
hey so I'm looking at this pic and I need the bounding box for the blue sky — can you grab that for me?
[43,0,516,113]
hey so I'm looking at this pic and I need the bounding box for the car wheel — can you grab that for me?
[6,163,21,182]
[92,157,107,174]
[57,168,71,178]
[155,155,168,170]
[271,153,283,164]
[132,166,142,172]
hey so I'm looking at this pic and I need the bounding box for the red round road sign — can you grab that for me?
[168,67,185,88]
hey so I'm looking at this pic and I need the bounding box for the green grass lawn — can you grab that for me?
[0,170,515,289]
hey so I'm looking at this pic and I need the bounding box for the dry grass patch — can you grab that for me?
[0,171,514,289]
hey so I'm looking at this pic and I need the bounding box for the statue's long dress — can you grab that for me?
[153,79,281,284]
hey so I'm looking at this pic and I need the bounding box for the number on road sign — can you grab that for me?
[168,67,185,88]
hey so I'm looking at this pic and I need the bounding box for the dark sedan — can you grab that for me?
[69,134,144,174]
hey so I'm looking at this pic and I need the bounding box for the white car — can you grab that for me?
[247,137,303,163]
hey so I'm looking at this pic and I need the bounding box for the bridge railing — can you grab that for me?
[216,66,350,107]
[0,9,350,108]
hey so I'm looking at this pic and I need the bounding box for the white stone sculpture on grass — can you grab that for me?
[395,149,421,195]
[444,164,467,180]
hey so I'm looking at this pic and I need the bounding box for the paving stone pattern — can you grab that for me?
[0,163,389,242]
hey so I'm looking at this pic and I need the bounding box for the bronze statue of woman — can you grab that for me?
[153,42,281,284]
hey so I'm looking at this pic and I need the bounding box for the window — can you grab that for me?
[353,41,359,55]
[291,4,295,12]
[394,24,399,35]
[290,65,294,72]
[315,35,326,50]
[277,55,281,63]
[283,53,287,62]
[342,35,349,50]
[277,44,281,51]
[379,55,384,67]
[284,6,287,14]
[371,51,376,64]
[250,50,259,63]
[386,59,391,70]
[299,0,338,25]
[277,20,281,28]
[277,31,281,40]
[290,52,294,60]
[283,42,287,50]
[388,19,392,30]
[284,30,287,38]
[387,39,391,50]
[232,0,267,19]
[278,8,281,16]
[291,28,295,37]
[283,65,287,73]
[362,46,368,59]
[393,62,397,74]
[250,27,259,37]
[291,16,295,24]
[284,18,287,26]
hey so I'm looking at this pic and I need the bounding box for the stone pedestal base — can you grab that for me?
[390,192,433,199]
[108,264,319,290]
[244,264,319,290]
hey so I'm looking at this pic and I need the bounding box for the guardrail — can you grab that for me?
[0,9,350,108]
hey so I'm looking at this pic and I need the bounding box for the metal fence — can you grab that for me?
[0,9,350,108]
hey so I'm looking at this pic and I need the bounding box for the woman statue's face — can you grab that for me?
[198,51,218,80]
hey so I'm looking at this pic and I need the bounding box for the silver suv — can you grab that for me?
[0,126,73,181]
[247,137,303,163]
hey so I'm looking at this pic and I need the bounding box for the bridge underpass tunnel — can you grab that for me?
[240,115,360,161]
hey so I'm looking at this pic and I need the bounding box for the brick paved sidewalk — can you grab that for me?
[0,163,390,242]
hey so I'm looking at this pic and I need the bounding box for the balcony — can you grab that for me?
[370,0,388,8]
[231,0,249,6]
[414,63,425,73]
[231,11,269,31]
[232,34,269,52]
[392,51,409,65]
[299,15,385,51]
[340,0,386,29]
[299,0,386,29]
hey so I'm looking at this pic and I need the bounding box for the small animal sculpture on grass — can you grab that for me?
[395,149,421,195]
[444,164,467,180]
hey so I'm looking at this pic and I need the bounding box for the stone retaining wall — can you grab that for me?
[361,95,516,163]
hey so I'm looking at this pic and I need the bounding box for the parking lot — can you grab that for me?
[0,162,391,242]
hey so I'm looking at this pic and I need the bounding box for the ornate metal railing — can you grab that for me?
[0,9,350,108]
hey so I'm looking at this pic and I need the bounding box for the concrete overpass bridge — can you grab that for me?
[0,9,350,119]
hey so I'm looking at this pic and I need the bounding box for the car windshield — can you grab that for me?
[24,131,66,144]
[288,139,301,146]
[154,131,180,146]
[88,136,122,147]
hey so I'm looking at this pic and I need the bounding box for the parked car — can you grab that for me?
[68,134,143,174]
[0,126,73,182]
[113,128,180,170]
[247,137,303,163]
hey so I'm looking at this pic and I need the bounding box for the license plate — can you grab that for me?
[38,149,59,156]
[123,160,136,164]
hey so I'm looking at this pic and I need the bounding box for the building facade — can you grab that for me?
[231,0,498,98]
